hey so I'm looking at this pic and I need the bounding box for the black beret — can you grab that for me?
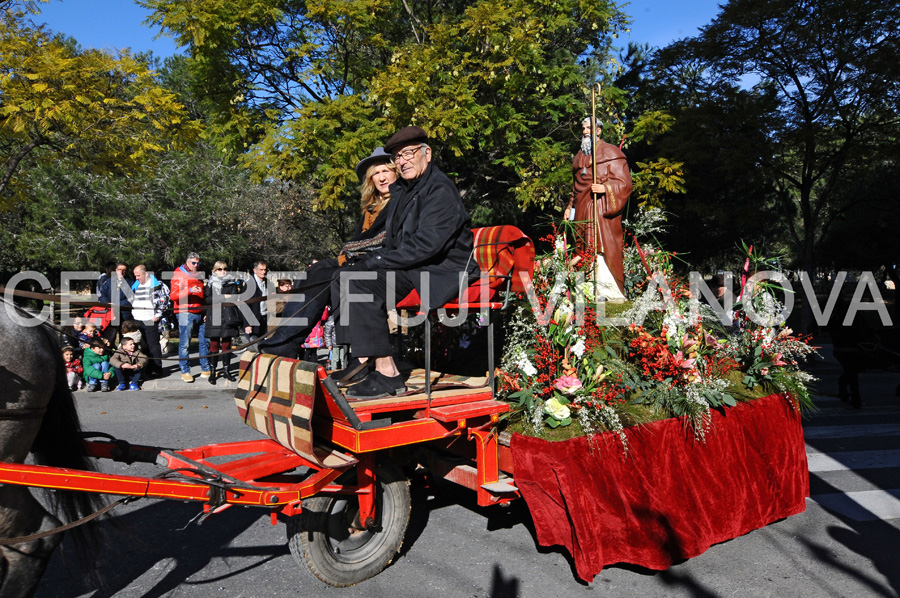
[384,125,429,153]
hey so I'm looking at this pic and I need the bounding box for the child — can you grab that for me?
[59,316,85,350]
[301,306,328,364]
[62,346,84,391]
[110,337,148,391]
[77,322,101,350]
[82,343,113,392]
[120,319,143,346]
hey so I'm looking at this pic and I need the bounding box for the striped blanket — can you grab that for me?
[234,352,355,469]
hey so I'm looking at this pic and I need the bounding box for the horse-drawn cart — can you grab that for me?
[0,225,536,589]
[0,223,811,592]
[1,350,525,587]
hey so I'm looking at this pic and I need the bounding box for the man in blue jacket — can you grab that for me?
[98,261,133,346]
[333,126,479,399]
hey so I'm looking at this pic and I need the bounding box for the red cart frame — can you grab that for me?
[0,225,535,587]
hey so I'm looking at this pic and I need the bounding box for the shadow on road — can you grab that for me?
[802,479,900,597]
[37,499,284,598]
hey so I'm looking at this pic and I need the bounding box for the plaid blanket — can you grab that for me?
[234,352,355,469]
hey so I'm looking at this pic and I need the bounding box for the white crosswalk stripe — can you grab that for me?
[806,449,900,472]
[811,490,900,522]
[805,405,900,522]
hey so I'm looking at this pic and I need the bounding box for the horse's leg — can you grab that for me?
[0,485,63,598]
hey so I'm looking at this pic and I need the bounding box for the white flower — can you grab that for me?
[543,397,571,421]
[555,298,573,316]
[599,405,628,451]
[554,235,567,256]
[571,337,585,358]
[662,311,686,337]
[514,349,537,377]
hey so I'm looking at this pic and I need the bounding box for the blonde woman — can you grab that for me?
[259,147,399,358]
[205,261,242,383]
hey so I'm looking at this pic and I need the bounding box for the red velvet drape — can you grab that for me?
[511,393,809,582]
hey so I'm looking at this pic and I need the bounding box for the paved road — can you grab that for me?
[34,349,900,597]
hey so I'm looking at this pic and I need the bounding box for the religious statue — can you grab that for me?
[565,116,632,300]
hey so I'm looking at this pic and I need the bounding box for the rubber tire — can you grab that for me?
[286,459,411,587]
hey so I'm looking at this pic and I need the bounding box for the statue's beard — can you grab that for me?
[580,135,592,155]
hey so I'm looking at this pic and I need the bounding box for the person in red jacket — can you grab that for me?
[170,252,210,383]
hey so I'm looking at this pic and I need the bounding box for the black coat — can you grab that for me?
[242,276,268,334]
[206,280,244,338]
[363,164,479,309]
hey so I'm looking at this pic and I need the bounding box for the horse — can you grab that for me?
[0,299,104,597]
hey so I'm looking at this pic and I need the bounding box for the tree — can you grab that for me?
[141,0,632,218]
[0,143,347,273]
[655,0,900,279]
[0,6,200,202]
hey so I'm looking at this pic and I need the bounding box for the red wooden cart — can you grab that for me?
[0,225,536,587]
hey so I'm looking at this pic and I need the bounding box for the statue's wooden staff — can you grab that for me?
[591,82,603,299]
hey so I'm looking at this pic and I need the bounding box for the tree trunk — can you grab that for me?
[799,236,818,335]
[0,136,44,197]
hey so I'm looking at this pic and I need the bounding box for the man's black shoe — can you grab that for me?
[345,371,407,399]
[331,358,371,386]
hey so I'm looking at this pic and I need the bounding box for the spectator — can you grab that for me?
[828,295,880,409]
[274,278,294,314]
[171,251,211,383]
[243,260,269,341]
[95,261,115,300]
[77,322,103,351]
[98,261,134,346]
[324,314,346,370]
[110,336,148,390]
[302,306,328,364]
[131,264,170,378]
[82,342,113,392]
[59,315,85,352]
[120,319,145,355]
[62,346,84,391]
[205,261,242,384]
[266,278,298,358]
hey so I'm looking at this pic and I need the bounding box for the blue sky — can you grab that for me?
[34,0,723,58]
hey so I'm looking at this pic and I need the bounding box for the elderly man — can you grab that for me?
[243,260,269,340]
[333,125,478,399]
[131,264,169,378]
[565,116,632,299]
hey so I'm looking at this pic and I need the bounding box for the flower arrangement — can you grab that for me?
[499,209,817,448]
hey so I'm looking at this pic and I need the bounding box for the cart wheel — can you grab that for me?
[287,459,411,587]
